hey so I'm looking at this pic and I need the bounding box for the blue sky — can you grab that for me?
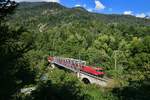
[16,0,150,18]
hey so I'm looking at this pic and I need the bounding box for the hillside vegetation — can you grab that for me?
[1,2,150,100]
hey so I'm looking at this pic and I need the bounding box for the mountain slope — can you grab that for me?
[8,2,150,32]
[2,2,150,100]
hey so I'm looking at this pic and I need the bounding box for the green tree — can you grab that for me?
[0,1,35,99]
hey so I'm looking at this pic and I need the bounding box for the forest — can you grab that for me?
[0,1,150,100]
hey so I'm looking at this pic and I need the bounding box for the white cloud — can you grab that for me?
[123,11,147,18]
[45,0,59,2]
[136,13,146,18]
[16,0,60,2]
[95,0,105,10]
[75,4,86,8]
[75,4,81,7]
[124,11,133,15]
[87,8,93,12]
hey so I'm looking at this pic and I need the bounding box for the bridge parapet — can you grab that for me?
[52,56,86,71]
[77,71,108,87]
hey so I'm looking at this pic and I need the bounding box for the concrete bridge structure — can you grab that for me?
[48,56,110,87]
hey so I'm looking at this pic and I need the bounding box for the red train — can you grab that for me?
[81,66,104,77]
[48,56,105,77]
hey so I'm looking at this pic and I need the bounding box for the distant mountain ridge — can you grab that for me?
[9,2,150,30]
[18,2,66,9]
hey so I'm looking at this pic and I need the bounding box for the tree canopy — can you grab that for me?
[0,1,150,100]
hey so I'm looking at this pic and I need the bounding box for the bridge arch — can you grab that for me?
[82,78,90,84]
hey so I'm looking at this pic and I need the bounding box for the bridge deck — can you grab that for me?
[52,61,78,72]
[52,61,108,82]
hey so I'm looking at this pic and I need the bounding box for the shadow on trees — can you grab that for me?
[112,79,150,100]
[0,2,36,98]
[0,25,36,100]
[29,80,91,100]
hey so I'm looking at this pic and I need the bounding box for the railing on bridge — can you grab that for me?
[49,56,86,72]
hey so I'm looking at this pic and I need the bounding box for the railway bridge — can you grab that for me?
[48,56,110,87]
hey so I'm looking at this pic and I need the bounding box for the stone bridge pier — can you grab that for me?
[77,72,108,87]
